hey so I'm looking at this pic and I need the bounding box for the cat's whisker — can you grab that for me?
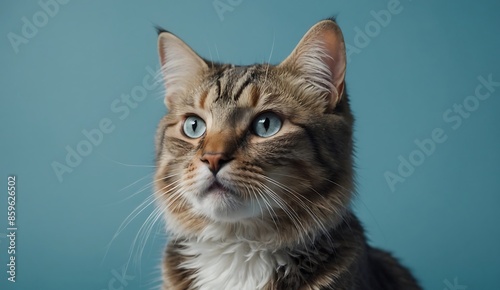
[214,43,220,63]
[269,172,310,181]
[124,206,162,275]
[250,186,268,222]
[123,182,184,273]
[118,175,181,205]
[98,153,156,168]
[206,42,214,69]
[303,176,359,235]
[261,176,334,251]
[263,176,320,216]
[107,194,155,247]
[119,172,156,192]
[259,183,311,245]
[266,174,343,216]
[141,268,165,290]
[165,187,186,209]
[107,181,179,251]
[103,193,159,266]
[241,183,264,221]
[316,176,352,192]
[264,175,336,246]
[132,205,165,272]
[262,176,315,205]
[254,186,280,234]
[150,214,167,245]
[262,33,276,88]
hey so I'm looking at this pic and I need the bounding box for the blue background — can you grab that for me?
[1,0,499,289]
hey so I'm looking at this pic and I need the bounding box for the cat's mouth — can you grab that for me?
[205,181,232,197]
[195,179,264,222]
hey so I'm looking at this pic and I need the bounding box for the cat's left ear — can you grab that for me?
[279,19,346,110]
[158,31,208,108]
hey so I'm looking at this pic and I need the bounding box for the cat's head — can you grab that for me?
[154,19,354,245]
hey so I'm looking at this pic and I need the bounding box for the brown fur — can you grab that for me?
[154,19,421,290]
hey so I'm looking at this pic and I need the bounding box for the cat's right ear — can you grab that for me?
[158,32,208,108]
[278,19,347,111]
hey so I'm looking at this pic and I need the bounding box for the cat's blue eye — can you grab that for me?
[183,116,206,138]
[252,112,282,138]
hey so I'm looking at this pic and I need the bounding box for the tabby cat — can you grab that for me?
[154,19,421,290]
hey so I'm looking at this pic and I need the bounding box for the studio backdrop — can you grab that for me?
[1,0,499,289]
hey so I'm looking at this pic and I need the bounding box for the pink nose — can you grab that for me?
[201,153,229,174]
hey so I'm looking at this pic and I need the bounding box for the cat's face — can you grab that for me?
[155,20,354,244]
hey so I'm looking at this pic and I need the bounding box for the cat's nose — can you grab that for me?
[201,153,230,174]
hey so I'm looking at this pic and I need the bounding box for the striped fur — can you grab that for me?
[154,19,421,290]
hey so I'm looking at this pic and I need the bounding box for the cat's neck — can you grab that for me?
[174,212,363,290]
[178,238,288,290]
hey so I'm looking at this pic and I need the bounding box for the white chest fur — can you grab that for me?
[179,240,287,290]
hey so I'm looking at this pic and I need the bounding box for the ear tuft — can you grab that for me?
[155,25,169,35]
[158,32,208,108]
[279,19,347,110]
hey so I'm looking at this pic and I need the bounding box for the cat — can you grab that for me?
[153,18,422,290]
